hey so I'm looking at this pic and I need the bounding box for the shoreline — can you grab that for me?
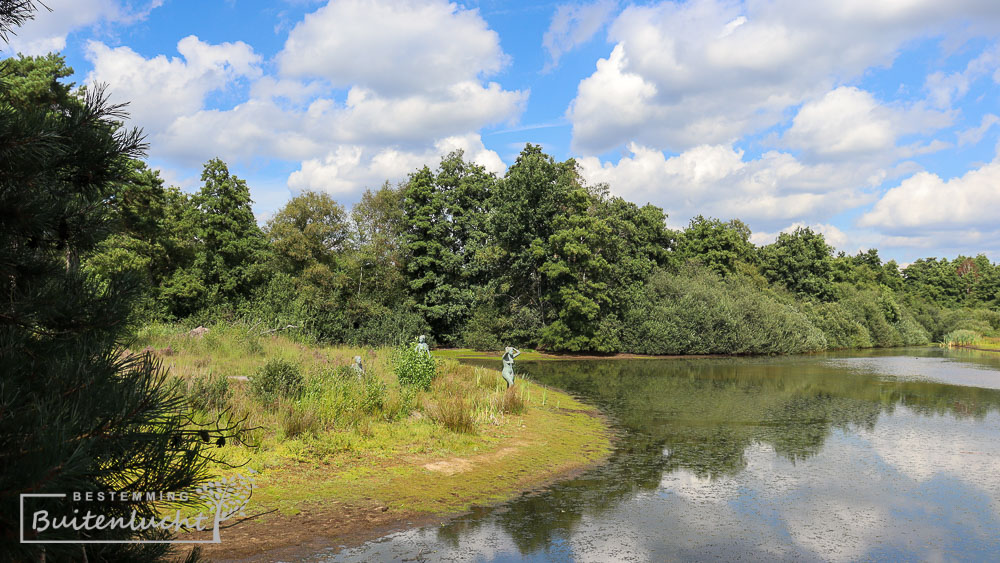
[435,347,731,362]
[185,385,614,562]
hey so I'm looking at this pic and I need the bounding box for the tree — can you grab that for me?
[538,187,614,351]
[401,151,494,345]
[263,190,353,340]
[675,215,755,276]
[487,144,581,343]
[0,25,215,560]
[84,159,172,315]
[267,190,350,276]
[191,158,267,310]
[759,227,834,300]
[349,182,406,306]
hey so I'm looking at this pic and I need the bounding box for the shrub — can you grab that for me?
[351,303,428,347]
[360,375,386,414]
[250,358,304,402]
[393,343,436,389]
[622,268,826,355]
[463,304,502,351]
[186,372,231,412]
[802,301,872,349]
[895,313,930,346]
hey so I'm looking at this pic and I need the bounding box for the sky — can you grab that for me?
[4,0,1000,264]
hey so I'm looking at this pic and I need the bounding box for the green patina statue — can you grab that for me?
[501,346,520,388]
[415,334,431,358]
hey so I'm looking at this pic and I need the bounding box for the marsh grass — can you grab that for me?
[145,323,558,471]
[942,329,981,347]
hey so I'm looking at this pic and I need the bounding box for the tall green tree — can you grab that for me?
[759,227,834,300]
[263,190,352,339]
[675,215,756,276]
[401,151,494,344]
[0,19,212,559]
[191,158,267,310]
[538,187,615,351]
[488,144,582,342]
[267,190,350,276]
[349,182,406,306]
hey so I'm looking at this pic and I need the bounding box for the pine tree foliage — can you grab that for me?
[0,17,220,558]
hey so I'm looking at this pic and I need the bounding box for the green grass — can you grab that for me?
[136,322,612,523]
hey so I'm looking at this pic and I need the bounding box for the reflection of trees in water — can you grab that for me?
[438,357,1000,557]
[435,434,670,553]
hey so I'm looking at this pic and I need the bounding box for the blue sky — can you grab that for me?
[5,0,1000,263]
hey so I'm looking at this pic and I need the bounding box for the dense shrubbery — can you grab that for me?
[622,268,826,355]
[186,373,232,412]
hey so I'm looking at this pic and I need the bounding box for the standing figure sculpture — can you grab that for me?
[351,355,364,377]
[415,335,431,358]
[501,346,520,389]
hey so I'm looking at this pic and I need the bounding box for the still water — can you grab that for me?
[320,348,1000,562]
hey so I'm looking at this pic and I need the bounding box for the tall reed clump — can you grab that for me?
[942,329,979,347]
[494,385,526,415]
[297,364,412,429]
[426,361,478,433]
[433,396,477,433]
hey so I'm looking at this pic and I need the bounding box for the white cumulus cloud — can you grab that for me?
[4,0,162,55]
[569,0,1000,154]
[83,0,525,198]
[859,157,1000,231]
[277,0,507,95]
[288,134,505,194]
[578,143,878,230]
[85,36,262,132]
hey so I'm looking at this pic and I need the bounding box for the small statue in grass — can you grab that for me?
[501,346,521,388]
[415,334,431,358]
[351,355,364,377]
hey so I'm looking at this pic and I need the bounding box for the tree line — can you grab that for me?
[5,36,979,354]
[85,131,999,354]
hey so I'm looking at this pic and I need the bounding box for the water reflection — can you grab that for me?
[319,348,1000,562]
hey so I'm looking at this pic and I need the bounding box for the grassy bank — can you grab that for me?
[134,323,611,558]
[941,330,1000,352]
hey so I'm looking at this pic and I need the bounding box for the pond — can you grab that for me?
[318,347,1000,561]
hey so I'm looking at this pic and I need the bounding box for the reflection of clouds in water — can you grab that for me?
[863,407,1000,521]
[776,431,893,562]
[864,408,1000,485]
[330,416,1000,562]
[659,449,741,504]
[825,356,1000,390]
[325,523,524,562]
[564,511,648,563]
